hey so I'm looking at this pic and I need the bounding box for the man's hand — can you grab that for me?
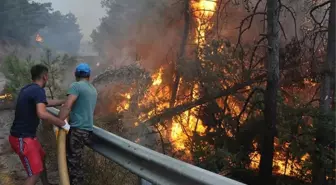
[61,120,70,133]
[53,120,70,140]
[58,94,77,120]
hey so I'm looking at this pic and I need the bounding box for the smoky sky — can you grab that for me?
[35,0,106,41]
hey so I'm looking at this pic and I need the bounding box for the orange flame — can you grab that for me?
[171,83,206,150]
[249,140,311,176]
[100,1,320,178]
[152,67,163,86]
[35,33,43,43]
[168,0,217,151]
[116,93,131,113]
[110,1,218,155]
[101,0,322,179]
[192,0,217,46]
[0,93,12,100]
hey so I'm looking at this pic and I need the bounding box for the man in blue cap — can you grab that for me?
[59,63,97,185]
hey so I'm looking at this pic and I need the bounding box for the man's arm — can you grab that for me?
[36,103,66,127]
[59,94,78,120]
[47,99,65,107]
[33,87,69,131]
[59,82,79,120]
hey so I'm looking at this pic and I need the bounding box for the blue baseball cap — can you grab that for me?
[75,63,91,77]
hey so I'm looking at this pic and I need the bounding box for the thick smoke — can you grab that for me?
[90,0,312,70]
[91,0,186,70]
[36,0,105,41]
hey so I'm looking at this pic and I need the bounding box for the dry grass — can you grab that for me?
[37,123,58,172]
[83,149,138,185]
[81,118,139,185]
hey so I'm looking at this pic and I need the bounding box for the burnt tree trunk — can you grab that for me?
[312,1,335,185]
[167,0,190,140]
[169,0,190,110]
[259,0,280,184]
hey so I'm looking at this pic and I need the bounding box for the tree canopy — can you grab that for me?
[38,11,83,55]
[0,0,82,54]
[0,0,52,45]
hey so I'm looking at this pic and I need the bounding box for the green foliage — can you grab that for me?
[40,49,78,98]
[0,49,77,99]
[312,110,336,180]
[192,139,233,173]
[0,55,34,97]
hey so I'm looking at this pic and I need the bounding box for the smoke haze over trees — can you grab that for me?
[0,0,52,45]
[0,0,82,54]
[38,11,82,54]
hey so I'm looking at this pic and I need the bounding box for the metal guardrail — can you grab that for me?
[47,107,245,185]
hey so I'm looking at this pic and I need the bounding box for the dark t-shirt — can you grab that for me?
[10,83,47,137]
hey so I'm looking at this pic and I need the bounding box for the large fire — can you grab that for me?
[107,0,319,180]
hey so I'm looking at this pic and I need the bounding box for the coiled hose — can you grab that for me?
[54,126,70,185]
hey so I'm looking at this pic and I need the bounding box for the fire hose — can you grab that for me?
[53,126,70,185]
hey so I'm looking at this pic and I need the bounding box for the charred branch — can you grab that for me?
[236,87,264,133]
[169,0,190,110]
[235,0,265,52]
[310,1,331,27]
[278,0,298,40]
[236,12,266,51]
[142,74,266,126]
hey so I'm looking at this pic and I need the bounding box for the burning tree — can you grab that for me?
[91,0,335,184]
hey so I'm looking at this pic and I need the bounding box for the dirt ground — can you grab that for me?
[0,109,26,185]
